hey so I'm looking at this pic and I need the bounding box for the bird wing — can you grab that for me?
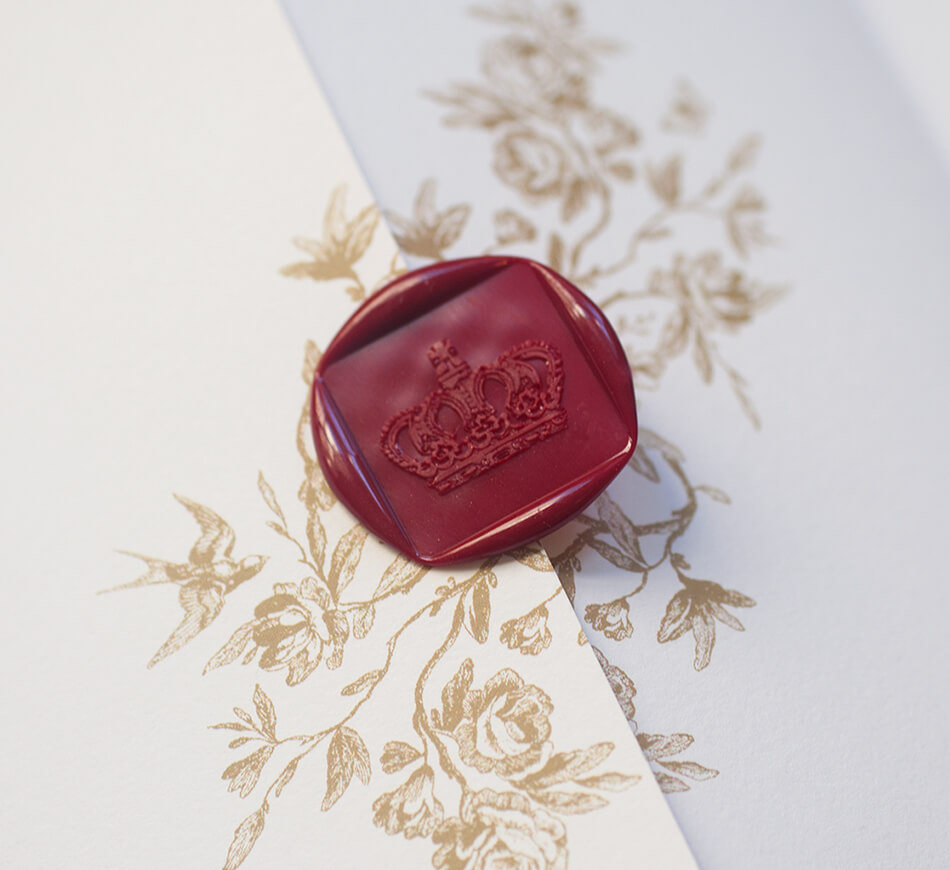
[174,494,236,564]
[147,581,225,668]
[99,551,179,594]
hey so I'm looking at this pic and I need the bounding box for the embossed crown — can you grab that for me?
[379,338,568,494]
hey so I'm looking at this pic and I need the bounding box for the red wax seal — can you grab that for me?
[312,257,637,566]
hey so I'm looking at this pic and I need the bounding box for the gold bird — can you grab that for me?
[101,495,267,667]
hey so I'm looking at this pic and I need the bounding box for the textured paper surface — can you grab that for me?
[0,1,696,867]
[285,0,950,866]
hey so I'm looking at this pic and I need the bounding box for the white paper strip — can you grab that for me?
[284,1,950,866]
[0,1,695,867]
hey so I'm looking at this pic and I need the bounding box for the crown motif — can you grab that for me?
[379,338,568,494]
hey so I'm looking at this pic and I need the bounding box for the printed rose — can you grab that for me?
[584,599,634,641]
[655,252,784,336]
[433,789,567,870]
[372,766,443,839]
[482,36,588,112]
[623,253,783,389]
[493,129,568,200]
[499,605,552,656]
[454,669,553,776]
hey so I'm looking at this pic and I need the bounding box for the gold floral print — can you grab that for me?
[448,663,554,776]
[280,183,379,300]
[552,428,757,673]
[388,0,786,794]
[111,177,640,868]
[373,765,445,839]
[662,79,709,136]
[500,599,554,655]
[584,599,634,641]
[432,788,567,870]
[591,646,718,794]
[658,557,756,671]
[101,495,267,667]
[406,2,784,426]
[493,208,537,246]
[636,733,719,794]
[385,178,471,261]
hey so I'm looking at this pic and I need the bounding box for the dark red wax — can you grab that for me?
[311,257,637,566]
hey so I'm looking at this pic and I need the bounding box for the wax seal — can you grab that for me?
[311,257,637,566]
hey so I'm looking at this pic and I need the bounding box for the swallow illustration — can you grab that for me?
[102,494,267,667]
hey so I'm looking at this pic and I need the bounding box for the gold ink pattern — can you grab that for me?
[109,176,639,867]
[382,0,786,791]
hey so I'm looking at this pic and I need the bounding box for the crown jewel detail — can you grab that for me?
[379,339,568,494]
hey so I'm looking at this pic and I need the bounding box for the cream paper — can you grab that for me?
[286,0,950,866]
[0,1,696,867]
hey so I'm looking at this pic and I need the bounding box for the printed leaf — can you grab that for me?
[493,208,536,245]
[434,204,471,250]
[380,741,422,774]
[273,758,299,798]
[692,332,714,383]
[561,177,589,222]
[344,727,371,785]
[661,760,719,781]
[574,772,640,791]
[628,449,660,483]
[646,155,682,205]
[547,233,565,272]
[719,588,756,608]
[222,745,274,798]
[301,340,322,384]
[222,808,265,870]
[592,646,637,723]
[323,610,350,647]
[638,428,684,463]
[637,732,694,761]
[342,205,379,263]
[529,790,609,814]
[657,591,692,643]
[233,707,254,727]
[257,471,285,524]
[374,553,427,598]
[692,609,716,670]
[607,160,635,181]
[321,728,371,811]
[306,510,327,575]
[709,601,745,632]
[727,134,761,173]
[322,731,352,811]
[204,622,255,674]
[252,685,277,741]
[340,669,381,697]
[464,577,491,643]
[588,538,644,573]
[327,525,368,598]
[519,743,614,789]
[508,544,553,572]
[696,485,730,503]
[437,658,473,731]
[655,771,690,793]
[596,493,647,567]
[351,602,376,639]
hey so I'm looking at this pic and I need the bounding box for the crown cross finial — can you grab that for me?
[427,339,470,389]
[380,338,568,494]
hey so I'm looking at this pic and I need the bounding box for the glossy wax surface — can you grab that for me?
[312,257,638,565]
